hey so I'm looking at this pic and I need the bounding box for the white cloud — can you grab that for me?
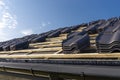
[0,0,18,41]
[40,21,51,29]
[0,0,5,7]
[21,29,33,35]
[1,11,17,29]
[41,22,46,27]
[0,0,18,29]
[0,22,4,28]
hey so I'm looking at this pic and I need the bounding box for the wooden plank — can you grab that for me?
[30,44,62,48]
[0,47,62,54]
[89,34,98,37]
[76,29,82,32]
[0,53,120,59]
[46,39,63,42]
[46,37,66,41]
[59,34,67,37]
[90,40,96,44]
[78,26,86,30]
[90,37,96,40]
[31,43,61,46]
[76,27,86,32]
[53,49,62,54]
[30,41,62,46]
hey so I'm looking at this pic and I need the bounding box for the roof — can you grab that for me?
[0,17,119,58]
[0,17,120,79]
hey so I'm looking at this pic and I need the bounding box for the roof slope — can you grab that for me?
[0,17,120,59]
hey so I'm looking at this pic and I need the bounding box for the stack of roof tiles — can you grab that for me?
[62,32,90,53]
[62,19,106,54]
[84,20,106,34]
[0,38,29,51]
[0,33,47,51]
[62,24,90,53]
[96,17,120,53]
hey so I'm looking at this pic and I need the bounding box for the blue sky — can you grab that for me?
[0,0,120,41]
